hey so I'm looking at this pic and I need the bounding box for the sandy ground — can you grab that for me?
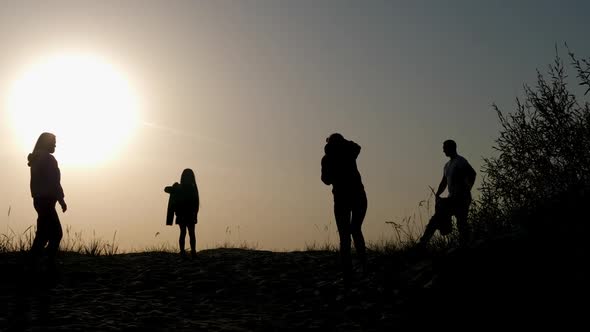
[1,242,588,331]
[1,249,412,331]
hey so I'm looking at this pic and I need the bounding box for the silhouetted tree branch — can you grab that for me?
[567,43,590,95]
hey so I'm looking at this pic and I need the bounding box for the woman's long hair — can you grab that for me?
[180,168,200,209]
[32,132,56,153]
[28,132,56,166]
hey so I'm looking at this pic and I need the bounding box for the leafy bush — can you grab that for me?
[475,46,590,234]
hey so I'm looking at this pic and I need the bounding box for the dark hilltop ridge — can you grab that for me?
[1,231,587,331]
[3,46,589,331]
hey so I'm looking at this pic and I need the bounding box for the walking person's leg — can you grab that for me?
[418,220,437,248]
[30,198,51,261]
[334,198,353,279]
[351,191,368,273]
[187,223,196,257]
[418,197,451,248]
[455,197,472,247]
[45,202,63,265]
[178,224,187,256]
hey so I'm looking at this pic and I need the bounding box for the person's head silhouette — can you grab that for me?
[33,132,57,154]
[180,168,197,187]
[443,139,457,158]
[326,133,345,144]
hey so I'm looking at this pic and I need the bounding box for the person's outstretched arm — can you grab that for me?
[466,163,476,191]
[435,175,447,198]
[58,198,67,213]
[48,154,66,212]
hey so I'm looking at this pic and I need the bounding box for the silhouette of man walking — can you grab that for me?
[321,133,368,279]
[419,139,476,247]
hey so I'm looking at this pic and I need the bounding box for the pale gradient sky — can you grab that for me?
[1,1,589,251]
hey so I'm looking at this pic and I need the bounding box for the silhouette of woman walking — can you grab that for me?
[165,168,200,258]
[27,132,67,270]
[321,133,368,279]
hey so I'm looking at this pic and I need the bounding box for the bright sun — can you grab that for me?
[6,53,139,166]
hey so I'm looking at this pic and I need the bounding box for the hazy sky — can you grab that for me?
[1,0,589,251]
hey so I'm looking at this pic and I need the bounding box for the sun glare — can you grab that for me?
[6,53,139,166]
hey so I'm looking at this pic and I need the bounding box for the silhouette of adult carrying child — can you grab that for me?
[27,132,67,272]
[165,168,200,258]
[321,133,368,280]
[418,139,476,249]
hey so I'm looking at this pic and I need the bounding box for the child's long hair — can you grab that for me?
[180,168,200,209]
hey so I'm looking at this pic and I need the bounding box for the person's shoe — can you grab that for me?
[180,250,187,259]
[190,250,197,259]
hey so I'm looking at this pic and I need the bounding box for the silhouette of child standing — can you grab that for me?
[165,168,200,258]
